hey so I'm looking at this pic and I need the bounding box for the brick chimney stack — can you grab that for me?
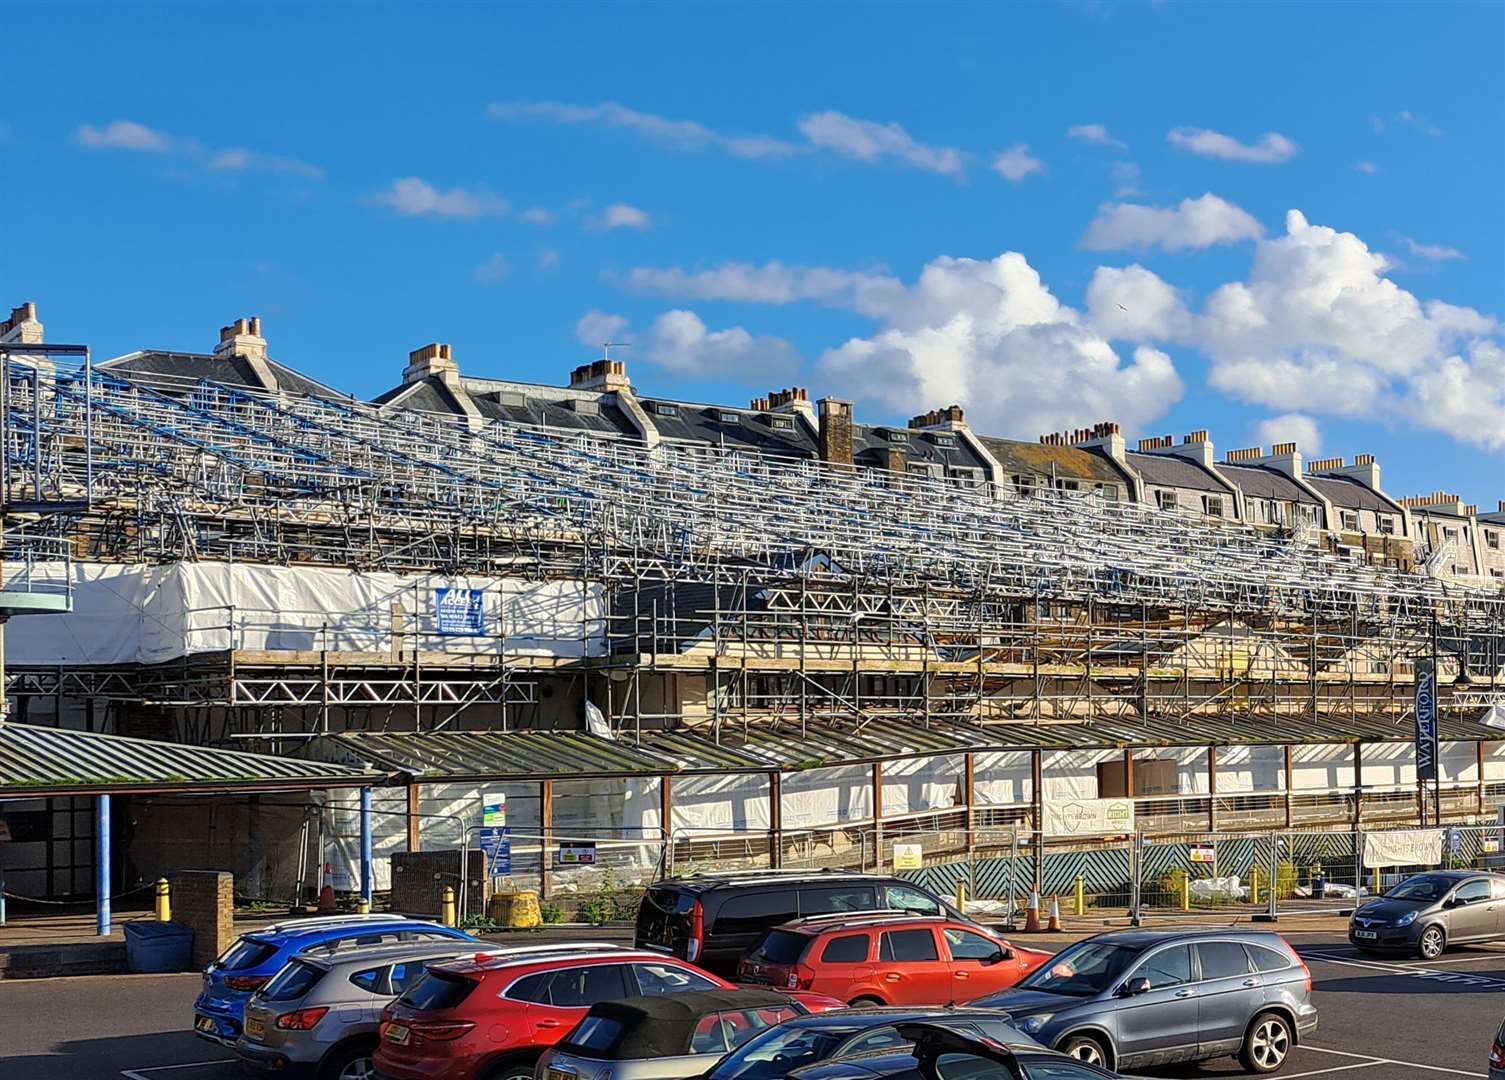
[0,302,43,345]
[569,358,631,393]
[766,386,814,419]
[908,405,968,431]
[403,342,458,384]
[817,397,854,467]
[214,316,268,362]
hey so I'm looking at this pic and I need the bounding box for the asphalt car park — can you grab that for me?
[2,930,1503,1080]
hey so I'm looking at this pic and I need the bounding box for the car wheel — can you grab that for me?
[1058,1035,1109,1068]
[484,1062,538,1080]
[849,995,886,1007]
[319,1042,378,1080]
[1239,1012,1293,1074]
[1418,925,1446,960]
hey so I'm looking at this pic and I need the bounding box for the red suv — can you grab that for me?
[373,944,836,1080]
[737,913,1052,1006]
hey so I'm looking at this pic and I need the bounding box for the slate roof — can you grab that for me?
[855,426,990,472]
[640,400,818,458]
[978,437,1131,488]
[1219,463,1322,505]
[1305,475,1401,515]
[102,351,343,399]
[1126,451,1232,494]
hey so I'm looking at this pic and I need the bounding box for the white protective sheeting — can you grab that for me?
[1212,745,1285,793]
[1483,743,1505,781]
[782,765,873,831]
[973,752,1033,806]
[1290,743,1356,791]
[881,755,964,818]
[1363,829,1443,869]
[1041,749,1118,801]
[6,561,605,665]
[671,773,771,836]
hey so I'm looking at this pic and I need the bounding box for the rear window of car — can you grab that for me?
[397,971,476,1011]
[638,887,697,946]
[262,960,325,1001]
[713,893,798,935]
[1195,941,1252,980]
[879,929,938,962]
[821,934,870,963]
[349,966,385,993]
[218,937,279,971]
[750,930,810,965]
[1245,943,1293,973]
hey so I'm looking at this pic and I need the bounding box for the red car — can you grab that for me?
[373,944,839,1080]
[737,912,1053,1006]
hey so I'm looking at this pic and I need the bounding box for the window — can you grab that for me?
[650,402,679,417]
[1491,879,1505,900]
[1013,475,1037,496]
[883,430,910,443]
[820,934,871,964]
[693,1014,731,1054]
[931,434,956,447]
[1194,941,1251,981]
[721,1006,799,1050]
[716,410,741,424]
[712,893,797,935]
[387,961,432,994]
[1054,478,1081,492]
[347,966,384,994]
[944,928,1002,961]
[631,962,719,996]
[1157,490,1178,512]
[1132,945,1191,988]
[261,961,325,1001]
[1489,530,1501,550]
[506,972,552,1003]
[934,1053,1013,1079]
[1245,943,1293,973]
[1300,504,1321,525]
[769,416,794,431]
[562,1016,625,1055]
[1379,516,1397,536]
[749,931,810,965]
[1024,1064,1119,1079]
[217,938,279,971]
[799,885,875,916]
[1202,495,1225,517]
[884,884,941,916]
[400,971,475,1010]
[545,964,630,1007]
[1455,879,1492,905]
[841,1026,908,1056]
[1341,510,1359,532]
[879,929,939,962]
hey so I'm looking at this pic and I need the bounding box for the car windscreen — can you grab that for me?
[638,887,695,946]
[260,959,326,1002]
[396,970,476,1011]
[748,930,810,965]
[217,936,279,972]
[1018,941,1142,996]
[709,1024,859,1080]
[1387,875,1452,901]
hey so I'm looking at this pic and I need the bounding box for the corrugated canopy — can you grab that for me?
[0,722,376,798]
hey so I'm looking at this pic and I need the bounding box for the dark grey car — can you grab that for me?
[967,928,1317,1074]
[1349,870,1505,959]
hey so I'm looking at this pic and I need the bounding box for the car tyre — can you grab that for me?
[484,1060,539,1080]
[849,995,886,1007]
[320,1041,379,1080]
[1058,1035,1110,1068]
[1417,925,1446,960]
[1239,1011,1293,1074]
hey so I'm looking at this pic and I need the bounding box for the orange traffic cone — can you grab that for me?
[316,862,338,914]
[1023,891,1041,932]
[1046,896,1064,932]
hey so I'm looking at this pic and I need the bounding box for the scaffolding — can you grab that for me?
[2,358,1502,744]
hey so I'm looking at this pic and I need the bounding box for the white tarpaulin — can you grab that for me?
[1363,829,1444,869]
[1043,798,1135,837]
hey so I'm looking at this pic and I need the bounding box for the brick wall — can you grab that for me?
[170,869,233,969]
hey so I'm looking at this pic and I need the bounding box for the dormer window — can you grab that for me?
[714,410,741,424]
[649,401,679,417]
[930,434,956,448]
[768,415,794,431]
[882,429,910,443]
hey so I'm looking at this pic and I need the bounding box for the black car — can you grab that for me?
[1349,870,1505,959]
[635,872,974,977]
[705,1006,1035,1080]
[787,1020,1124,1080]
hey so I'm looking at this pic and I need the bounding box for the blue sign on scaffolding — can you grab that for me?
[479,826,512,876]
[436,588,486,636]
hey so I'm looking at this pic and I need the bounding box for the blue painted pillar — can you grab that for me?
[359,787,374,906]
[95,794,111,936]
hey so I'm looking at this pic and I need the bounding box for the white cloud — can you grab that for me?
[601,203,651,230]
[371,178,508,219]
[1353,160,1381,175]
[1087,264,1192,341]
[1399,235,1465,262]
[1082,193,1264,253]
[1111,161,1142,197]
[488,100,798,159]
[990,144,1044,182]
[818,253,1184,437]
[208,148,323,180]
[1397,110,1443,136]
[646,310,799,379]
[1252,413,1323,455]
[575,310,630,347]
[622,260,903,317]
[1167,127,1298,164]
[1067,124,1126,150]
[538,248,562,271]
[76,119,170,152]
[473,254,510,284]
[519,206,555,226]
[797,111,964,176]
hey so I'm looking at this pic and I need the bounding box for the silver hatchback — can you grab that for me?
[236,940,480,1080]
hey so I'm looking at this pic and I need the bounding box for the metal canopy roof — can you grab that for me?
[0,722,376,798]
[308,710,1504,784]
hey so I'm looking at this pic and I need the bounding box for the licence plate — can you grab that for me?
[194,1016,218,1035]
[386,1023,411,1045]
[547,1069,577,1080]
[244,1016,266,1040]
[1354,929,1378,940]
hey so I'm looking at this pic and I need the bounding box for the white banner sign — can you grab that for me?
[1363,829,1444,869]
[1043,798,1135,837]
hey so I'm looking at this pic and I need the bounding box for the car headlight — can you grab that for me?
[1019,1014,1054,1035]
[1395,911,1417,927]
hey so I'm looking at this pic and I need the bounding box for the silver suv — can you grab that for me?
[235,939,481,1080]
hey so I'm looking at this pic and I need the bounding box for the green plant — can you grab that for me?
[578,895,616,926]
[540,902,565,924]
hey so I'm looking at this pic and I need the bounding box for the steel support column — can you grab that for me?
[95,794,111,937]
[359,786,374,906]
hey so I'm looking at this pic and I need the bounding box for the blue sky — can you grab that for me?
[5,1,1502,503]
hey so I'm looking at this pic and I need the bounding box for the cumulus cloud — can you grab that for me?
[473,254,510,284]
[818,253,1184,437]
[991,144,1044,182]
[622,260,903,317]
[76,119,170,152]
[1067,124,1127,150]
[488,100,798,159]
[76,119,321,178]
[575,310,630,347]
[537,248,562,271]
[1082,193,1264,253]
[1167,127,1298,164]
[1399,235,1465,262]
[797,111,964,176]
[519,206,555,225]
[1111,161,1142,197]
[1087,264,1193,341]
[646,310,799,379]
[370,178,509,219]
[1252,413,1323,455]
[1397,110,1443,136]
[1354,160,1381,175]
[600,203,651,229]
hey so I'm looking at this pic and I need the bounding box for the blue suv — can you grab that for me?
[192,914,476,1045]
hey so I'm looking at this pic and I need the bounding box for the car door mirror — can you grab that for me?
[1118,977,1152,997]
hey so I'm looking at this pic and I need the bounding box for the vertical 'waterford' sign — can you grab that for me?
[1415,657,1438,781]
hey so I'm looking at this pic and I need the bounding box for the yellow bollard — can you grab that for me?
[1250,866,1262,906]
[954,880,967,913]
[441,886,457,928]
[154,878,171,922]
[1180,871,1191,912]
[1373,866,1382,895]
[355,898,371,914]
[1075,874,1086,917]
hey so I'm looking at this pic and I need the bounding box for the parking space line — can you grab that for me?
[1305,1045,1487,1076]
[119,1061,231,1080]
